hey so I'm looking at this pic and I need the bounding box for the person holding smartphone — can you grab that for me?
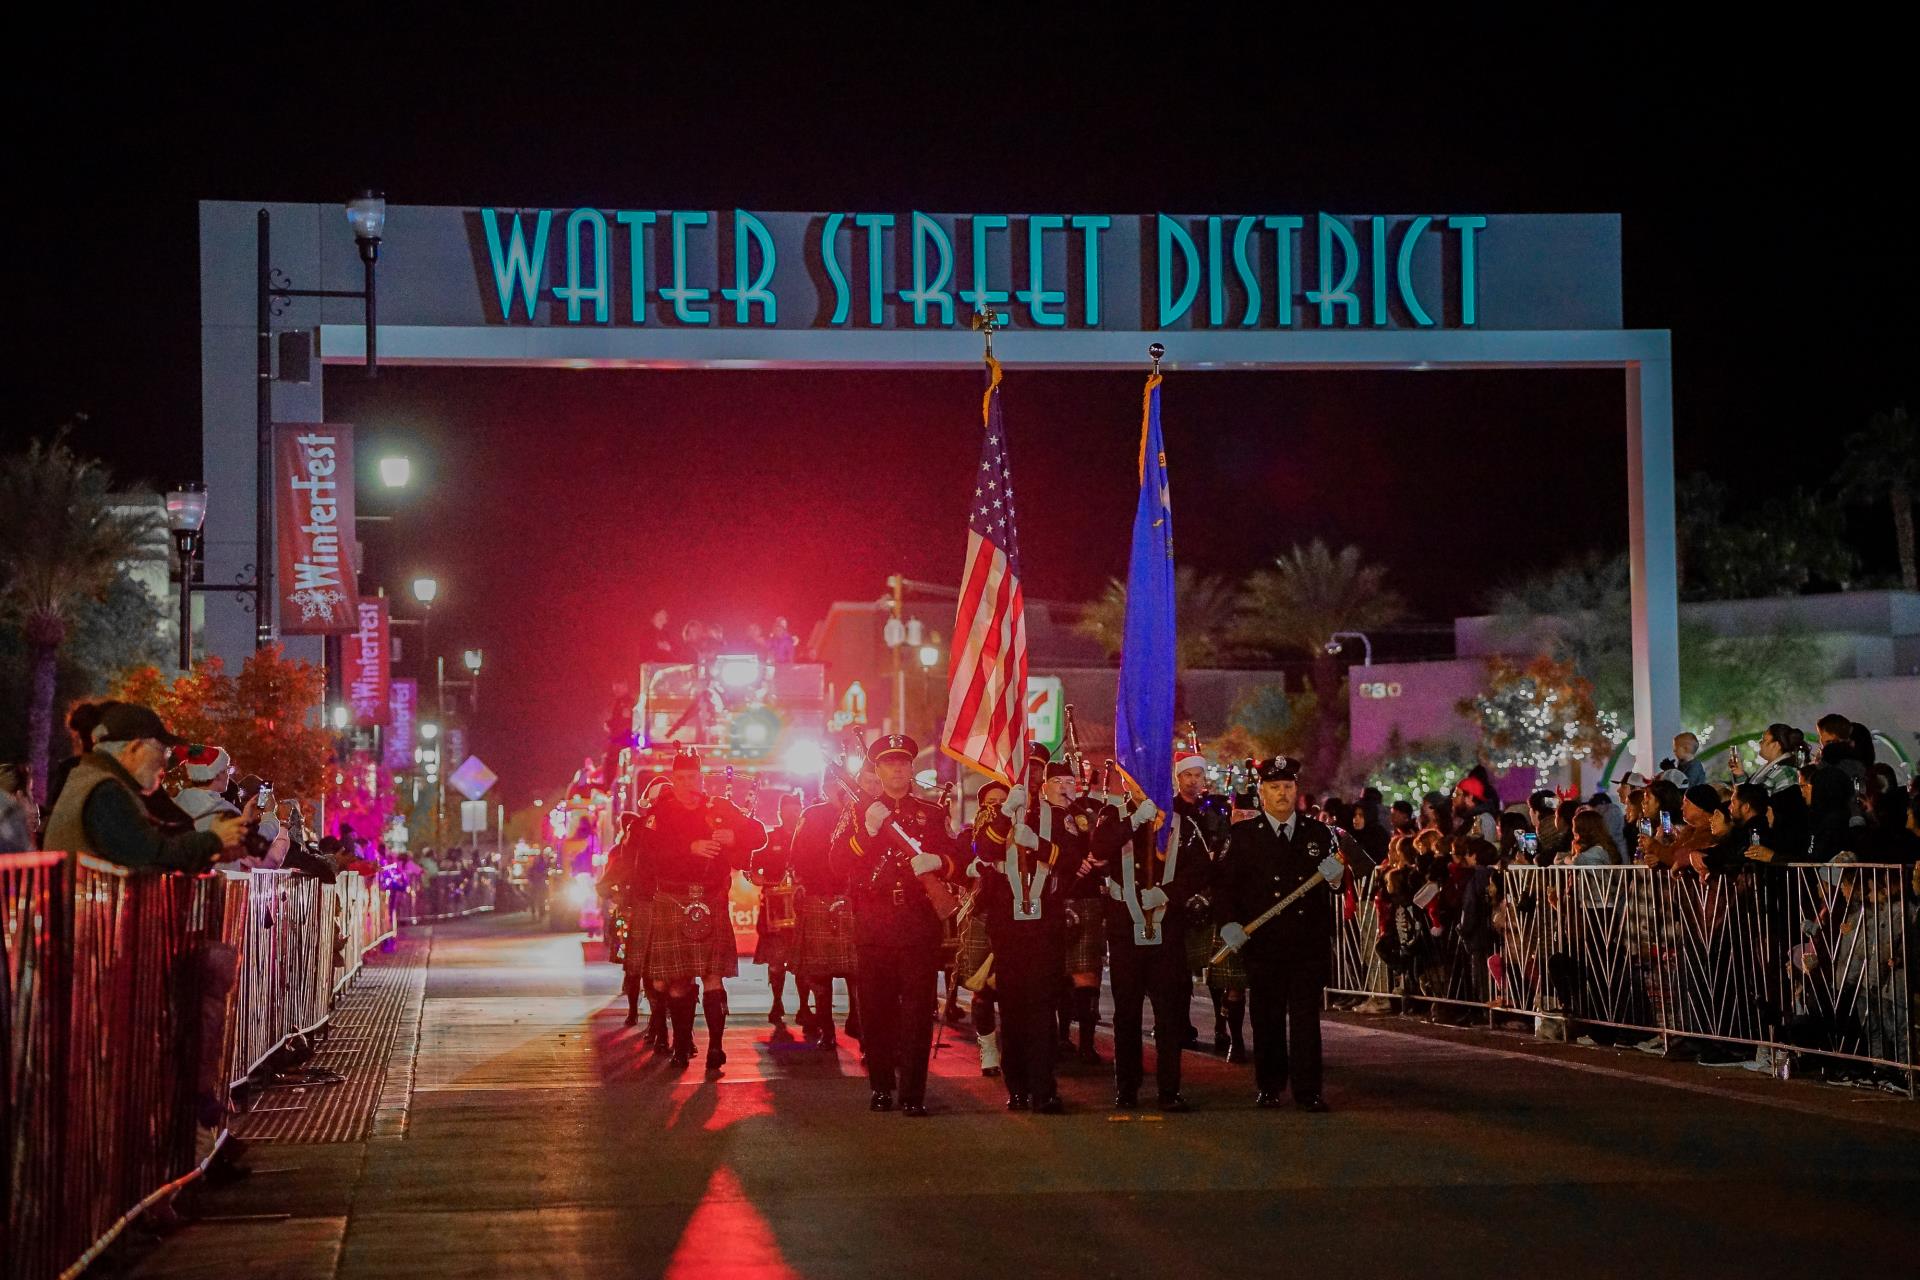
[1635,779,1689,869]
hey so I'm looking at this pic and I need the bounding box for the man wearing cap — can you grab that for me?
[1213,756,1343,1112]
[640,747,766,1070]
[973,772,1070,1112]
[42,704,251,868]
[1169,751,1232,1051]
[828,733,963,1117]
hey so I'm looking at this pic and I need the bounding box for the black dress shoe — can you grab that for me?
[1005,1093,1030,1111]
[1115,1090,1140,1110]
[705,1048,727,1071]
[1295,1096,1330,1113]
[622,1010,639,1027]
[818,1030,838,1050]
[1157,1092,1192,1113]
[900,1101,929,1117]
[1033,1095,1065,1114]
[869,1091,894,1112]
[669,1049,691,1070]
[981,1065,1001,1078]
[1254,1091,1285,1108]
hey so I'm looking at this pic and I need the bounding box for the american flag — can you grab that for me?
[941,356,1028,782]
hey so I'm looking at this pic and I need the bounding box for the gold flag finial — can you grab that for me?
[971,305,1004,358]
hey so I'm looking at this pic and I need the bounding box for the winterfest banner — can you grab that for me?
[274,424,359,634]
[349,597,390,726]
[384,679,418,771]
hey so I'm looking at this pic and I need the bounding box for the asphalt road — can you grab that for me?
[126,915,1919,1279]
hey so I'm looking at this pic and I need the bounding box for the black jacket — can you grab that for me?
[1214,811,1336,965]
[828,792,963,949]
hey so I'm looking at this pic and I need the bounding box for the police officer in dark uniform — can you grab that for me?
[827,733,964,1117]
[1212,756,1344,1111]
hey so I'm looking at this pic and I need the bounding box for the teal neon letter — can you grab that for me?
[553,208,610,323]
[1263,216,1302,327]
[854,213,894,325]
[660,211,711,325]
[1371,217,1389,326]
[1071,215,1110,325]
[1231,217,1262,326]
[1157,215,1200,326]
[615,211,655,323]
[480,209,552,321]
[899,212,955,326]
[1206,216,1225,326]
[1448,215,1486,326]
[821,213,851,325]
[1018,215,1066,326]
[721,209,777,325]
[960,215,1009,312]
[1394,215,1435,327]
[1306,213,1360,326]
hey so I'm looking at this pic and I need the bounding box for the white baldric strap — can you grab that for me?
[1115,821,1177,946]
[1003,846,1049,920]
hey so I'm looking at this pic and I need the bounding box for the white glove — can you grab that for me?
[1139,886,1169,911]
[1105,880,1125,901]
[864,801,890,837]
[1002,785,1030,823]
[1219,922,1249,952]
[909,851,943,876]
[1130,799,1158,829]
[1012,824,1040,850]
[1317,855,1345,888]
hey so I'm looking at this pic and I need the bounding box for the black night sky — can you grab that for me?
[9,16,1913,802]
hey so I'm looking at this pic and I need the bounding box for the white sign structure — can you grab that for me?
[460,800,489,834]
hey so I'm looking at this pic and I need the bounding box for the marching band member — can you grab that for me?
[1051,761,1106,1066]
[954,778,1010,1078]
[791,767,868,1049]
[1212,756,1342,1111]
[749,790,809,1026]
[973,774,1068,1112]
[828,733,964,1117]
[639,747,766,1071]
[1095,763,1203,1111]
[1168,751,1233,1052]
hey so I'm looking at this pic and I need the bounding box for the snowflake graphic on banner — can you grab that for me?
[290,589,348,623]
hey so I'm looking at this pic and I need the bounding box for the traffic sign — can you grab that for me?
[449,754,498,800]
[1026,676,1064,753]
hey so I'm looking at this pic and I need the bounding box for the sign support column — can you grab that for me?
[1625,355,1682,773]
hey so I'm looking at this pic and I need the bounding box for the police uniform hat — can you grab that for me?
[868,733,918,762]
[671,746,701,771]
[1256,755,1302,782]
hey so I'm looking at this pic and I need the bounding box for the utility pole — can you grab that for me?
[885,574,906,736]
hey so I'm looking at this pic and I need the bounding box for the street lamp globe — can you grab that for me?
[164,483,209,535]
[463,649,483,674]
[345,190,386,260]
[331,705,350,730]
[917,644,940,670]
[379,455,412,488]
[411,577,439,606]
[420,722,440,741]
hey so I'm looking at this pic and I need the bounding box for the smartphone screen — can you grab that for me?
[1659,811,1674,837]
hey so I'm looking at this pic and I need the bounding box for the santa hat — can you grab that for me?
[1174,751,1208,777]
[175,743,231,786]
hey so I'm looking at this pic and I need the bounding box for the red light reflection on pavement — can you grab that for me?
[663,1164,796,1279]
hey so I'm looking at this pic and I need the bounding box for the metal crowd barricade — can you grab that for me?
[394,866,498,924]
[1326,861,1915,1088]
[3,856,398,1280]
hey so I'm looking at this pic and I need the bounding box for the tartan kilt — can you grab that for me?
[1063,898,1106,976]
[1203,926,1248,991]
[617,897,652,976]
[643,887,738,984]
[794,891,858,978]
[752,925,792,967]
[953,912,992,986]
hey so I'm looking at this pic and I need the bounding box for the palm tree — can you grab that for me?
[1834,406,1917,591]
[1072,566,1243,667]
[0,433,160,802]
[1236,540,1406,780]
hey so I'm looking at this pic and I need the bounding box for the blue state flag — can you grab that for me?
[1114,373,1178,838]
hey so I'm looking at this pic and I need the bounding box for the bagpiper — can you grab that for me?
[1212,755,1345,1111]
[749,790,810,1027]
[1093,762,1201,1111]
[790,769,866,1050]
[827,733,964,1117]
[639,747,766,1071]
[973,774,1069,1112]
[1049,757,1106,1066]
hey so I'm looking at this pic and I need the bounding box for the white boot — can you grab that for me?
[978,1030,1002,1077]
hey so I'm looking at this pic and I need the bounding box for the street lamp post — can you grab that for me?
[1328,631,1374,666]
[165,484,209,670]
[463,648,483,712]
[255,191,385,647]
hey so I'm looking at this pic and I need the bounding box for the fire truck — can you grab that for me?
[612,655,833,950]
